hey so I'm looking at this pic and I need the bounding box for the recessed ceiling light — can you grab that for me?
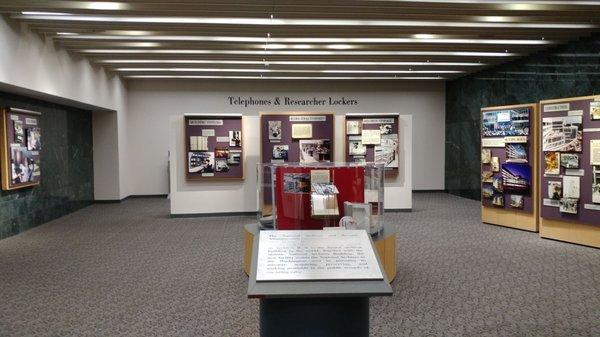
[96,59,487,66]
[87,2,126,10]
[123,75,447,80]
[56,32,79,36]
[14,13,597,29]
[80,49,519,57]
[413,34,436,39]
[113,68,464,74]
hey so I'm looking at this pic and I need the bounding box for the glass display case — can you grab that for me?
[257,162,385,235]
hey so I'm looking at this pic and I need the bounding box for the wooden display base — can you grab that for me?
[243,223,397,283]
[482,206,538,232]
[540,218,600,248]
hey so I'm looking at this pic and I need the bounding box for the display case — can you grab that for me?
[257,162,385,235]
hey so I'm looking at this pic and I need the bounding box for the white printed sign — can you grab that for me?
[25,118,37,125]
[189,119,223,126]
[363,118,395,124]
[543,103,570,112]
[201,129,215,137]
[482,138,505,148]
[289,116,326,122]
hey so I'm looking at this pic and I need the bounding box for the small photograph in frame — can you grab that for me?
[346,120,362,135]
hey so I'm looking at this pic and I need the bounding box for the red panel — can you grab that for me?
[275,166,365,230]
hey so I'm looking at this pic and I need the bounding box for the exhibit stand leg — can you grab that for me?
[260,297,369,337]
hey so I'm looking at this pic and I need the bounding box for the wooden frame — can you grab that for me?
[538,95,600,248]
[0,107,42,191]
[480,103,539,232]
[343,113,400,175]
[183,113,245,181]
[259,111,335,164]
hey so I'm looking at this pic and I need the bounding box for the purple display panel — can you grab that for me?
[481,106,535,213]
[540,97,600,226]
[260,113,334,164]
[1,108,42,190]
[184,115,243,179]
[344,115,399,171]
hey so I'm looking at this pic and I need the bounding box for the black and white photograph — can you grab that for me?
[349,140,367,156]
[560,153,579,169]
[229,130,242,147]
[481,149,491,164]
[493,176,503,193]
[562,175,580,199]
[10,146,34,184]
[346,120,362,135]
[26,127,41,151]
[482,170,494,183]
[299,139,331,163]
[311,183,340,195]
[374,137,398,168]
[188,151,214,173]
[268,121,282,141]
[548,181,562,200]
[542,116,582,152]
[272,145,289,160]
[215,160,229,172]
[13,120,24,143]
[482,185,494,199]
[492,194,504,207]
[379,124,393,135]
[283,173,310,193]
[559,198,578,214]
[591,101,600,120]
[506,143,527,163]
[227,150,241,165]
[491,157,500,172]
[510,195,524,209]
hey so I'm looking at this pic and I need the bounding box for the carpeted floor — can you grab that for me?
[0,193,598,337]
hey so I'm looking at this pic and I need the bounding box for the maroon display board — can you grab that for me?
[0,107,42,190]
[184,115,244,180]
[260,113,334,164]
[539,96,600,226]
[480,105,535,213]
[344,114,399,171]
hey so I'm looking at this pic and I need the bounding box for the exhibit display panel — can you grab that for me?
[257,162,384,235]
[260,112,334,164]
[344,113,400,171]
[539,95,600,248]
[184,113,244,180]
[480,103,539,232]
[0,107,41,190]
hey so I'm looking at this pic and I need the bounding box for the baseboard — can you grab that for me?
[413,189,447,193]
[385,208,412,213]
[93,199,121,204]
[170,211,257,218]
[94,194,168,203]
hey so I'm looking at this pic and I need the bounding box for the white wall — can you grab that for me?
[0,17,129,200]
[127,80,445,197]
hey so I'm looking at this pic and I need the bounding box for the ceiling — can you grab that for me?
[2,0,600,81]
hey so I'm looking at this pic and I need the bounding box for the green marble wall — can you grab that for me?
[445,34,600,200]
[0,92,93,239]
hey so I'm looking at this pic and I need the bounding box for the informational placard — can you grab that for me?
[0,108,42,191]
[344,114,399,170]
[184,114,244,180]
[256,230,384,282]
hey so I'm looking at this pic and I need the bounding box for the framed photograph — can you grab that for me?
[562,175,580,199]
[510,195,524,209]
[544,152,560,175]
[560,153,579,169]
[491,157,500,172]
[13,120,24,143]
[229,130,242,147]
[214,147,230,159]
[559,198,578,214]
[379,124,393,135]
[482,185,494,198]
[591,101,600,120]
[548,181,562,200]
[10,146,36,185]
[268,121,282,141]
[291,124,313,139]
[215,160,229,172]
[227,150,241,165]
[354,157,366,164]
[482,108,530,137]
[481,149,491,164]
[283,173,310,193]
[348,140,367,156]
[501,162,531,194]
[188,151,214,173]
[542,116,582,152]
[26,127,41,151]
[482,170,494,183]
[505,143,527,163]
[593,184,600,204]
[272,145,289,160]
[299,139,331,163]
[492,194,504,207]
[492,176,503,193]
[346,120,362,135]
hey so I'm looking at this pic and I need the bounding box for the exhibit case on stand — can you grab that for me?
[257,162,385,235]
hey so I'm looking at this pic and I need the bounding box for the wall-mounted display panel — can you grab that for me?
[184,114,244,180]
[539,95,600,248]
[0,107,42,190]
[344,114,400,171]
[480,104,538,232]
[260,112,334,164]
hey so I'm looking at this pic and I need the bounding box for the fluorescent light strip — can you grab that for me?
[114,67,464,74]
[373,0,600,5]
[55,34,552,45]
[97,59,486,66]
[81,49,518,57]
[15,13,596,29]
[123,75,447,80]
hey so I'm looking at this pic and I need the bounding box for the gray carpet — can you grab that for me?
[0,193,598,337]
